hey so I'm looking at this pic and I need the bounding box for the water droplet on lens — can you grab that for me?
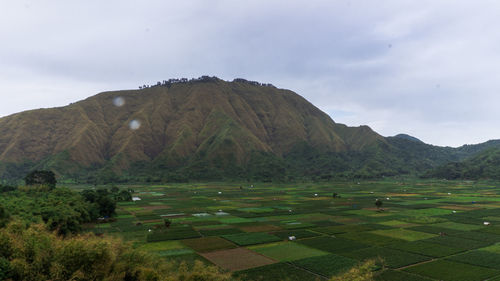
[129,119,141,130]
[113,97,125,107]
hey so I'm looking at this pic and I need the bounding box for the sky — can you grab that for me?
[1,0,500,147]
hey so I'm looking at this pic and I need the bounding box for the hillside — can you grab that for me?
[424,146,500,180]
[0,77,386,182]
[1,77,499,183]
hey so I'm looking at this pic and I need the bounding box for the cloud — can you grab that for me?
[1,0,500,146]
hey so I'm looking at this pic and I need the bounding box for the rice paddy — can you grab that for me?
[84,180,500,280]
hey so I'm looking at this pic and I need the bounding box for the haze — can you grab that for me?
[1,0,500,147]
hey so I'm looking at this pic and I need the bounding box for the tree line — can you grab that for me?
[138,76,275,90]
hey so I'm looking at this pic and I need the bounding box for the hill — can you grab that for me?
[0,77,387,182]
[393,134,423,143]
[424,146,500,180]
[1,77,499,183]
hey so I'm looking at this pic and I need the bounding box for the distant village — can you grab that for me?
[138,76,276,89]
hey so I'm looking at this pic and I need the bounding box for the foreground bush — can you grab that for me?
[0,222,234,281]
[328,259,376,281]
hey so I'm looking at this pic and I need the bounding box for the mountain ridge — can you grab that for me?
[0,78,385,182]
[1,77,499,183]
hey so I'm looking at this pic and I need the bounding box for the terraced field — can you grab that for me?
[83,180,500,280]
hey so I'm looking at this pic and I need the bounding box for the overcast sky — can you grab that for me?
[1,0,500,147]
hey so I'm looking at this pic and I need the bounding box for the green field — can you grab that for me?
[83,180,500,280]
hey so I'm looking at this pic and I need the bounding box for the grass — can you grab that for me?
[422,235,490,250]
[342,247,431,268]
[200,248,277,271]
[234,262,319,281]
[371,228,437,241]
[181,236,237,253]
[375,269,435,281]
[387,240,463,257]
[82,180,500,280]
[404,260,500,281]
[338,231,405,246]
[311,224,373,235]
[221,232,281,246]
[291,254,358,276]
[431,221,483,231]
[249,242,328,261]
[137,240,186,251]
[270,229,322,240]
[446,250,500,269]
[146,227,201,242]
[298,236,370,253]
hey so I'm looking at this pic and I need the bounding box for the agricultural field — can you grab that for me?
[82,180,500,280]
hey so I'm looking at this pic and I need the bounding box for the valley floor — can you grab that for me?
[82,180,500,281]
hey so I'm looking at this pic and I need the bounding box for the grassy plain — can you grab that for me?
[82,180,500,280]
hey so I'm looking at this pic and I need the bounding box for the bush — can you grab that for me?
[329,259,377,281]
[0,221,234,281]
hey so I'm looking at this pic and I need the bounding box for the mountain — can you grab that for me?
[1,77,499,183]
[0,77,387,183]
[424,145,500,180]
[393,134,423,143]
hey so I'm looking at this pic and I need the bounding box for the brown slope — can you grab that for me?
[0,79,385,173]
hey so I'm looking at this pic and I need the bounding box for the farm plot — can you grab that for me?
[248,242,328,261]
[291,254,358,277]
[298,236,370,253]
[82,180,500,280]
[234,262,319,281]
[200,247,277,271]
[341,247,431,268]
[181,237,237,253]
[221,232,281,246]
[404,260,500,281]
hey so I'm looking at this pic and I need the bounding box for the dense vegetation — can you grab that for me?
[0,181,379,280]
[424,147,500,180]
[1,77,500,182]
[0,181,134,235]
[4,78,500,183]
[0,222,234,281]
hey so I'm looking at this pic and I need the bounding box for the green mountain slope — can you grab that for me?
[424,145,500,180]
[0,78,386,182]
[0,77,499,183]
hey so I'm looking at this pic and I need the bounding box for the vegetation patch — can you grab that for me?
[181,236,237,253]
[338,232,405,246]
[375,269,435,281]
[292,254,358,277]
[200,247,277,271]
[234,262,319,281]
[249,242,328,261]
[387,240,463,257]
[238,224,282,232]
[404,260,500,281]
[311,224,373,235]
[452,230,500,243]
[431,221,483,231]
[342,247,430,268]
[221,232,281,246]
[446,250,500,269]
[146,227,201,242]
[371,228,437,241]
[298,236,370,253]
[137,240,186,251]
[271,229,322,240]
[480,242,500,254]
[199,227,244,236]
[422,235,490,250]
